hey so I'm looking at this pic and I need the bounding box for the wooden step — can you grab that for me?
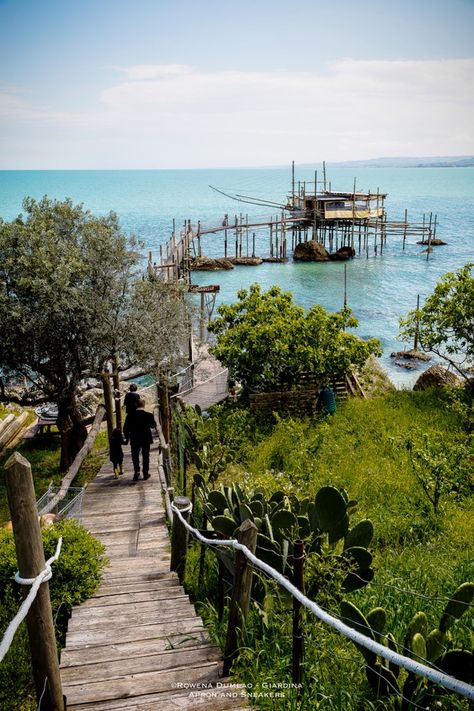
[63,661,223,706]
[65,616,206,649]
[68,599,195,630]
[60,629,211,667]
[61,645,222,686]
[79,586,184,608]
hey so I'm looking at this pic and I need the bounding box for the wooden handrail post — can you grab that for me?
[170,496,191,583]
[223,519,258,676]
[218,558,225,623]
[4,452,65,711]
[292,539,305,688]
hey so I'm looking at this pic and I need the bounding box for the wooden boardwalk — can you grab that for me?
[60,442,250,710]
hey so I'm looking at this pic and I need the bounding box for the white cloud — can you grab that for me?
[1,58,473,168]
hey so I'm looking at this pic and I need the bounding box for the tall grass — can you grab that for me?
[184,389,473,709]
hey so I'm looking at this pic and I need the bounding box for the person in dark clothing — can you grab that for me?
[109,428,125,479]
[123,399,157,481]
[124,383,140,414]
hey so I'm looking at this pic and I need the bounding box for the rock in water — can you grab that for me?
[293,240,329,262]
[191,257,234,271]
[329,246,356,261]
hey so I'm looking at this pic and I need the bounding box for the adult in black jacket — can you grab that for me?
[124,383,140,414]
[123,399,157,481]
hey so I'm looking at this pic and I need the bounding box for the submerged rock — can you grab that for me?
[390,349,431,362]
[293,240,329,262]
[416,239,447,246]
[329,246,356,261]
[228,256,263,266]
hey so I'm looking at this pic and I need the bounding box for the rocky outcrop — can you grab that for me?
[413,364,462,391]
[228,256,263,266]
[293,240,329,262]
[391,349,431,362]
[190,257,234,271]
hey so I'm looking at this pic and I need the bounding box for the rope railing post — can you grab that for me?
[4,452,65,711]
[218,558,225,623]
[292,539,305,689]
[223,519,258,676]
[170,496,191,583]
[170,505,474,703]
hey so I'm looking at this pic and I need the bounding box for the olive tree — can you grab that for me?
[0,196,190,469]
[400,263,474,385]
[208,283,381,392]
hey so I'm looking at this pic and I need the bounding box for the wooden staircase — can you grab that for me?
[59,442,251,710]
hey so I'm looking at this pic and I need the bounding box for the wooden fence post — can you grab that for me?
[170,496,191,583]
[101,367,114,440]
[111,355,122,432]
[4,452,65,711]
[292,539,305,688]
[223,519,258,676]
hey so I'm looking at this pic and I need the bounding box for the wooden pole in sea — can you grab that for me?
[343,263,348,308]
[413,294,421,351]
[234,215,238,258]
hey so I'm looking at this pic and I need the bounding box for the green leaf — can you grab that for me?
[314,486,347,533]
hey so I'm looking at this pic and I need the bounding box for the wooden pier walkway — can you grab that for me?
[59,442,250,710]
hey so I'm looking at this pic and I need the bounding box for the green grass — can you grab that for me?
[183,388,474,710]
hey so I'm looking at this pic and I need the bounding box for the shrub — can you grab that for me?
[0,518,107,710]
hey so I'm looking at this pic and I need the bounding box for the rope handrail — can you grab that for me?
[170,503,474,702]
[0,537,63,663]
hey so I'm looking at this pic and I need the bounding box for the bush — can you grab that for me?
[0,518,107,710]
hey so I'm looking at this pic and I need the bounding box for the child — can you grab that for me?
[109,428,125,479]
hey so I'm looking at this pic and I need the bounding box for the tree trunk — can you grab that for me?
[56,395,88,472]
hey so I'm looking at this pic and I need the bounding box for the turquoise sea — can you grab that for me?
[1,167,473,387]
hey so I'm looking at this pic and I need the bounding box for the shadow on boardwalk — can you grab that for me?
[60,441,251,710]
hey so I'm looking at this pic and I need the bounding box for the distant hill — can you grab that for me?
[324,156,474,169]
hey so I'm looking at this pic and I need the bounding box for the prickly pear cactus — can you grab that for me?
[340,581,474,704]
[194,477,375,596]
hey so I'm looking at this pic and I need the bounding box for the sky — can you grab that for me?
[0,0,473,169]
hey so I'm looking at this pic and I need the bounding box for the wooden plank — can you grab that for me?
[78,587,185,608]
[94,576,179,596]
[63,662,223,706]
[104,551,170,582]
[103,544,169,559]
[65,617,205,648]
[67,685,252,711]
[71,596,191,620]
[60,629,211,667]
[93,528,167,543]
[79,515,164,531]
[68,599,194,629]
[61,645,221,685]
[99,567,172,583]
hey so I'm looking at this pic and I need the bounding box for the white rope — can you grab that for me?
[0,537,63,663]
[171,504,474,701]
